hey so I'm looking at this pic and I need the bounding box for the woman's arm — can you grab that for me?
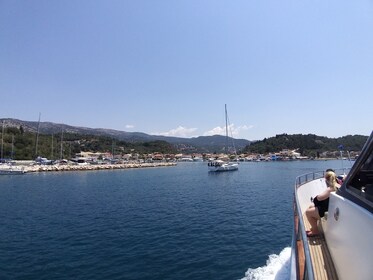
[316,187,333,201]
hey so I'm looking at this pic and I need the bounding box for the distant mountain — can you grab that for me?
[0,118,251,153]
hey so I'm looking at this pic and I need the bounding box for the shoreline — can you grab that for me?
[20,162,177,173]
[4,157,349,174]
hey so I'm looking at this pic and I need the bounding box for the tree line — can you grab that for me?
[1,127,369,160]
[0,126,177,160]
[243,133,368,157]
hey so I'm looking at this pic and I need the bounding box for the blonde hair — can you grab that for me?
[325,171,340,191]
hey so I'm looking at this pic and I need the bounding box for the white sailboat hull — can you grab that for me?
[208,162,238,172]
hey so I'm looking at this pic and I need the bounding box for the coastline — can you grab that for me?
[16,162,177,173]
[4,157,347,174]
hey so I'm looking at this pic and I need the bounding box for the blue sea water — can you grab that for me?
[0,160,347,280]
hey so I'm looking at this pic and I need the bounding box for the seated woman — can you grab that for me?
[305,169,341,237]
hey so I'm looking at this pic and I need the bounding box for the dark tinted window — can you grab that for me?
[348,154,373,203]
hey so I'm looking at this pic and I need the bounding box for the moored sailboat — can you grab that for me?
[208,104,238,172]
[208,159,238,172]
[0,121,26,175]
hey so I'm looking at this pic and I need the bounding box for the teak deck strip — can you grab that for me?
[303,214,338,280]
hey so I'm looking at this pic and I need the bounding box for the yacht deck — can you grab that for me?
[303,214,338,280]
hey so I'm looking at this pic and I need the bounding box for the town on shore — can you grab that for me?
[1,147,357,174]
[0,120,365,174]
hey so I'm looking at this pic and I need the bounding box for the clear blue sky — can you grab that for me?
[1,1,372,140]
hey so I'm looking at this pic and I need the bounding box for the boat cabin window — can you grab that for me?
[347,152,373,204]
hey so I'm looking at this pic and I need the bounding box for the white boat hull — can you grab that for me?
[325,192,373,280]
[208,162,238,172]
[0,167,26,175]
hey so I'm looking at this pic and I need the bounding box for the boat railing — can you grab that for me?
[293,187,315,280]
[295,168,350,188]
[293,168,350,279]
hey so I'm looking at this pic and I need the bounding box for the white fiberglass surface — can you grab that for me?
[325,192,373,280]
[297,178,327,215]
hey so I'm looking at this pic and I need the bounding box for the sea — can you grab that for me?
[0,159,349,280]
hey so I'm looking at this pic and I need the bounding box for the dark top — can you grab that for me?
[313,196,329,218]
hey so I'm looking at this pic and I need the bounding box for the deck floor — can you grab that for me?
[303,214,339,280]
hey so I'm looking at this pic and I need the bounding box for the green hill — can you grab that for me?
[243,133,368,157]
[1,118,369,160]
[0,127,177,160]
[1,118,251,154]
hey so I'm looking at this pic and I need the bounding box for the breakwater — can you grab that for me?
[22,162,177,173]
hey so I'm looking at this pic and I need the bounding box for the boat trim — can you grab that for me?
[294,175,315,280]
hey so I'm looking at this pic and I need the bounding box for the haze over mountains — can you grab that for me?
[1,118,251,153]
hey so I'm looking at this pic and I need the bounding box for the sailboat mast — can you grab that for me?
[112,139,115,159]
[35,112,41,158]
[225,104,228,155]
[11,135,14,159]
[51,134,54,160]
[60,129,64,160]
[1,120,4,159]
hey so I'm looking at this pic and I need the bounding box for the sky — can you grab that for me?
[1,1,372,140]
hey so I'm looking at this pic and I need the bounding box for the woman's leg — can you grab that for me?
[305,206,320,234]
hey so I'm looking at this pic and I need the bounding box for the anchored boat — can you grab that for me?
[0,164,26,175]
[208,104,239,172]
[291,131,373,279]
[208,159,238,172]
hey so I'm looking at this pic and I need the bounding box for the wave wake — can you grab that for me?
[241,247,291,280]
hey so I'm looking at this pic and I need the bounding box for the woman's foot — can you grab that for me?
[306,230,320,237]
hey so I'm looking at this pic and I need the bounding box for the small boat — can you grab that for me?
[208,104,239,172]
[0,164,26,175]
[291,131,373,279]
[192,157,203,162]
[179,157,194,162]
[208,159,238,172]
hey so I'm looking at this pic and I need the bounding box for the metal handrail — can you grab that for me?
[294,182,315,280]
[295,168,350,188]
